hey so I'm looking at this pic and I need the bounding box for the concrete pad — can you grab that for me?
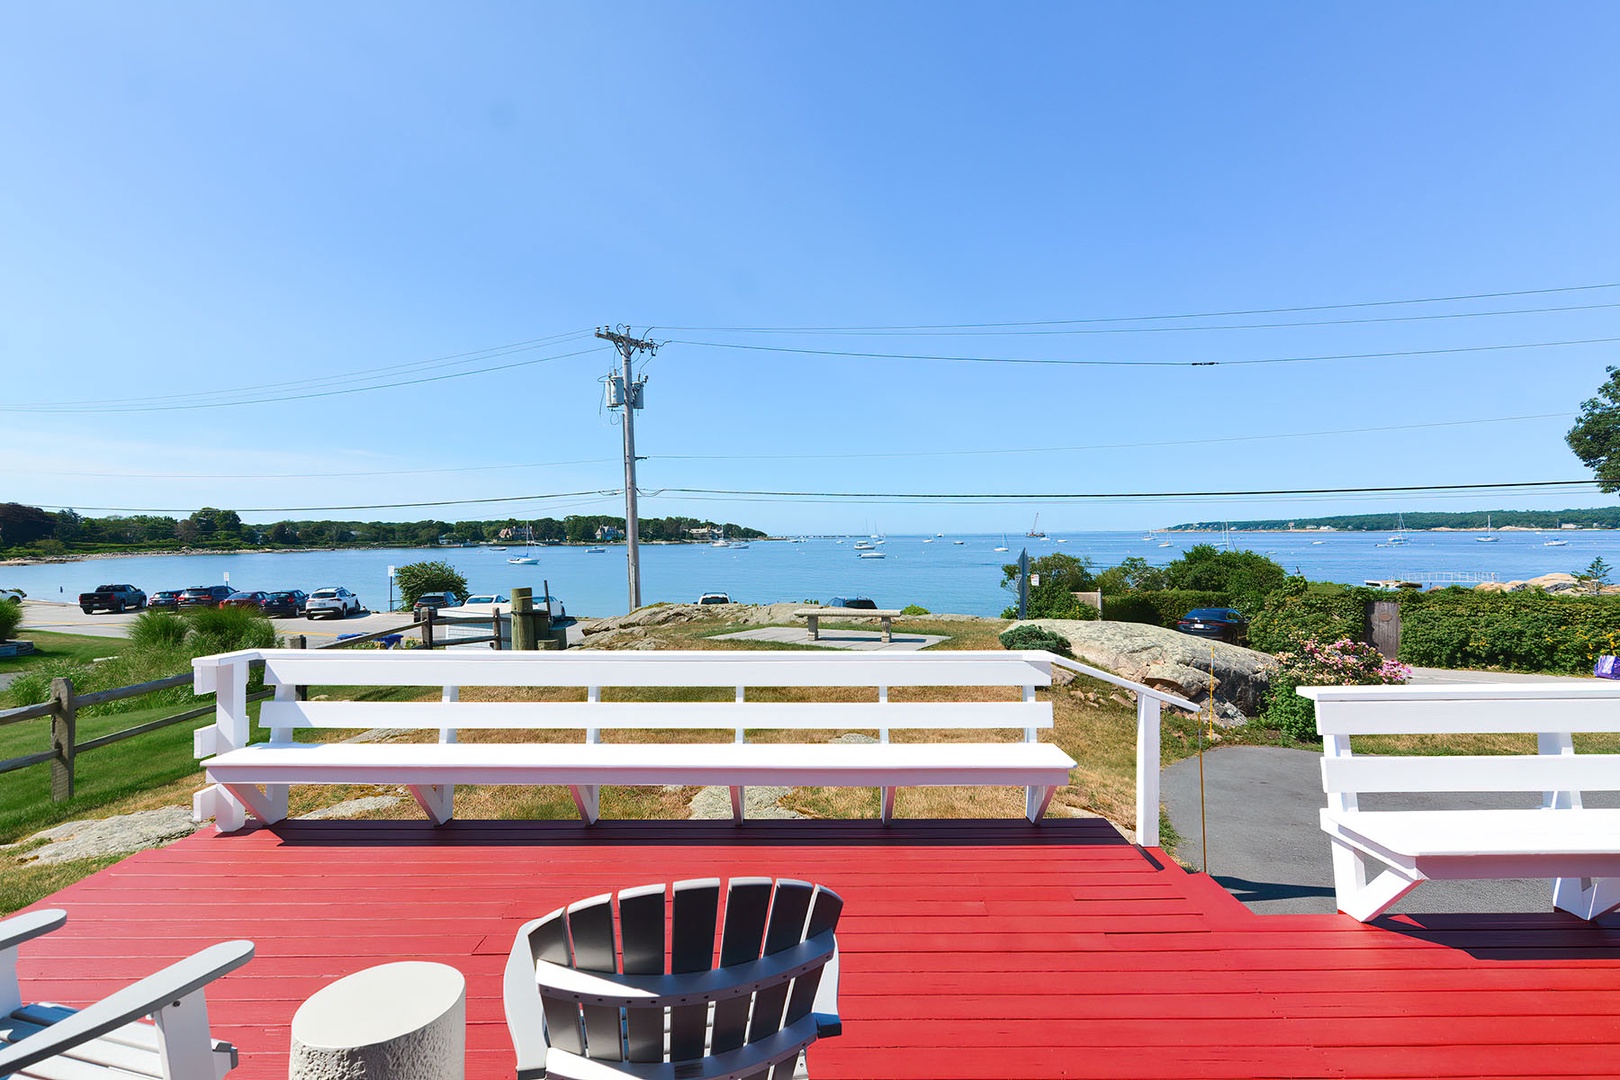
[713,626,945,651]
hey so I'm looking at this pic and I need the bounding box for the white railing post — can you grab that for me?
[215,659,250,754]
[1135,696,1161,847]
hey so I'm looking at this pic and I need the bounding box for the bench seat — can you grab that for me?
[1323,808,1620,861]
[205,740,1076,826]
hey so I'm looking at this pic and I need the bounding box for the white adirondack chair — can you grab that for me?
[0,908,253,1080]
[505,878,844,1080]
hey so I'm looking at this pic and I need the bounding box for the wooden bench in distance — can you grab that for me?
[793,608,904,643]
[1303,681,1620,922]
[191,650,1095,832]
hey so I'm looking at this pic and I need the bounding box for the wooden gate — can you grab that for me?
[1366,600,1401,658]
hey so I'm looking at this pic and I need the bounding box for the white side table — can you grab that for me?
[289,961,465,1080]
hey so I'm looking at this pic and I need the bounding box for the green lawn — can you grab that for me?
[0,630,123,674]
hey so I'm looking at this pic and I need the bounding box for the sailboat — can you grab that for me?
[994,535,1010,553]
[1476,514,1499,543]
[1025,514,1046,539]
[507,526,539,565]
[1386,514,1410,546]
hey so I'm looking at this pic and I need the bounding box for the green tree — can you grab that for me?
[1000,552,1096,619]
[1576,556,1614,595]
[1094,556,1168,595]
[1567,368,1620,491]
[1165,544,1288,613]
[393,560,470,610]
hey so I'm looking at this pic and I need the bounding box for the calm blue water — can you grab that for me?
[5,531,1620,618]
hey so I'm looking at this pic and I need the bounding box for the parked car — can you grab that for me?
[1175,607,1249,644]
[697,593,732,605]
[221,591,269,611]
[535,594,567,621]
[261,590,307,618]
[1,588,26,604]
[828,596,877,610]
[453,594,509,617]
[149,590,181,611]
[306,586,362,619]
[412,592,463,616]
[177,585,234,609]
[78,584,147,614]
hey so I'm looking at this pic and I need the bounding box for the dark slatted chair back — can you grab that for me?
[505,877,844,1080]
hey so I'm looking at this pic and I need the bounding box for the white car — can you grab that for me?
[305,586,362,619]
[0,589,24,604]
[453,593,510,617]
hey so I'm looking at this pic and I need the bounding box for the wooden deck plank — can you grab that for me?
[12,818,1620,1080]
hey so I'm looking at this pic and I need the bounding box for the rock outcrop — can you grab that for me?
[1007,619,1278,725]
[1474,573,1620,595]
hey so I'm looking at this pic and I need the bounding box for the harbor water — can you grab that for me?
[4,530,1618,620]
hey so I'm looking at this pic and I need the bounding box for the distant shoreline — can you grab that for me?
[0,538,771,568]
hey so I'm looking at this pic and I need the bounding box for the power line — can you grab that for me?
[2,344,608,414]
[660,281,1620,333]
[654,412,1573,462]
[653,479,1601,502]
[664,301,1620,338]
[668,336,1620,369]
[3,330,596,410]
[38,489,625,515]
[24,457,621,480]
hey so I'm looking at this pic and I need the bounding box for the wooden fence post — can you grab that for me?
[290,634,309,700]
[50,676,76,802]
[422,608,436,651]
[491,611,504,650]
[511,588,534,651]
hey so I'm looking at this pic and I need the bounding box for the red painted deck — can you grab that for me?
[16,817,1620,1079]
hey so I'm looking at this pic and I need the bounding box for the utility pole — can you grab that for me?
[595,326,659,610]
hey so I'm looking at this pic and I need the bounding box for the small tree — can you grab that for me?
[1576,556,1613,596]
[999,552,1096,619]
[394,560,470,610]
[1567,368,1620,491]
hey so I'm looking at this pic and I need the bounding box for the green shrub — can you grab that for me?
[999,598,1098,620]
[394,561,470,610]
[0,598,20,642]
[4,658,95,708]
[1399,588,1620,674]
[1261,638,1411,741]
[998,625,1074,656]
[900,604,930,616]
[1164,545,1288,613]
[129,609,188,648]
[1249,589,1365,653]
[1101,590,1231,628]
[181,605,277,656]
[999,553,1096,619]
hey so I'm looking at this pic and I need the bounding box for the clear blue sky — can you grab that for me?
[5,2,1619,533]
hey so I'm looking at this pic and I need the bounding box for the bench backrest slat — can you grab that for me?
[1322,753,1620,794]
[261,700,1053,733]
[1315,697,1620,736]
[259,653,1048,689]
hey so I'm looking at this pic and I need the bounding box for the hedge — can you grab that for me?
[1398,588,1620,674]
[1248,591,1365,653]
[1101,590,1231,628]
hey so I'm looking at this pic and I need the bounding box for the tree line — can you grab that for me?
[0,503,766,556]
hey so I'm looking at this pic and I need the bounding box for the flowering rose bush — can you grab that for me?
[1263,638,1410,741]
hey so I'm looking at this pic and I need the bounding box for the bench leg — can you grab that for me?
[807,615,819,641]
[194,784,247,833]
[1329,836,1421,922]
[881,617,891,644]
[219,783,287,829]
[570,785,601,825]
[1553,876,1620,920]
[408,784,454,825]
[880,787,896,824]
[1025,786,1055,823]
[729,786,746,823]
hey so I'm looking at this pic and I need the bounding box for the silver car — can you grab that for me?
[305,586,361,619]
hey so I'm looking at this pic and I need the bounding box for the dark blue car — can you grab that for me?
[1176,607,1248,644]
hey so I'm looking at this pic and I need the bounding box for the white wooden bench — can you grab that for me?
[793,608,903,643]
[1302,682,1620,922]
[191,650,1084,833]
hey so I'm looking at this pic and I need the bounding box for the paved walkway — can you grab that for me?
[713,626,945,651]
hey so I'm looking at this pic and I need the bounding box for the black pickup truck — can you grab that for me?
[79,584,147,614]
